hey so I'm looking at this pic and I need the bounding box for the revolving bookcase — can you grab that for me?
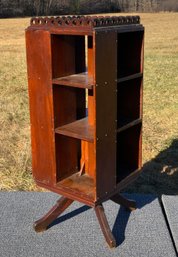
[26,15,144,248]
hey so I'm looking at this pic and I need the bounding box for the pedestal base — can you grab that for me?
[33,194,136,248]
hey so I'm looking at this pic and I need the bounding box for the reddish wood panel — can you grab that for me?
[87,36,95,126]
[26,29,56,185]
[95,30,117,199]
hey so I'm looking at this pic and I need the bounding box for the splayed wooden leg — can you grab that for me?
[110,194,136,211]
[34,196,73,232]
[95,204,116,248]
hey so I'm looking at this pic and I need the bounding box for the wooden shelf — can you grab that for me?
[55,118,94,142]
[117,118,142,133]
[57,172,95,200]
[117,72,143,83]
[52,72,94,89]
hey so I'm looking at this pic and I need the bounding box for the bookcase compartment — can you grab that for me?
[53,84,95,179]
[116,123,142,183]
[51,33,96,188]
[55,134,95,200]
[51,34,85,77]
[55,134,80,180]
[51,34,94,88]
[117,77,142,129]
[53,85,86,128]
[117,31,144,78]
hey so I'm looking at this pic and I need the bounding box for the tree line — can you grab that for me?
[1,0,178,18]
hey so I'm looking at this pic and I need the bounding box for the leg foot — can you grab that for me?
[34,196,73,232]
[110,194,136,211]
[95,204,116,248]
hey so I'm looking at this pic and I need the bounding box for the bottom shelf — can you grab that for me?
[56,172,95,200]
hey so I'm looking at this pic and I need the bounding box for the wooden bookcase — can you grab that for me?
[26,16,144,248]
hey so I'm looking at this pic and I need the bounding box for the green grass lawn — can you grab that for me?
[0,13,178,194]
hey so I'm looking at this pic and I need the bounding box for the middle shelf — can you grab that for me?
[55,116,142,142]
[55,117,94,142]
[52,72,94,89]
[52,72,142,89]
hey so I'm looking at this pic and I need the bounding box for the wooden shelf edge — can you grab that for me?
[52,72,94,89]
[55,117,94,142]
[117,72,143,83]
[35,179,95,207]
[117,118,142,133]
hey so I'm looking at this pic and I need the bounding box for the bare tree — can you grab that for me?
[33,0,40,16]
[69,0,81,14]
[161,0,178,11]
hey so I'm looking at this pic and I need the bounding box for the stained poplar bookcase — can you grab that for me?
[26,16,144,248]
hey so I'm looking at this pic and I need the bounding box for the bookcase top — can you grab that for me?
[30,15,140,29]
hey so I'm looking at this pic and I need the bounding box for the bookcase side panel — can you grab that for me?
[95,30,117,199]
[26,29,56,185]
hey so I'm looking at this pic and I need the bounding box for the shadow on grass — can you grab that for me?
[125,139,178,195]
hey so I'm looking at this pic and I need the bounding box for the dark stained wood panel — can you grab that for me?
[95,30,117,199]
[55,118,94,142]
[52,72,93,89]
[26,29,56,185]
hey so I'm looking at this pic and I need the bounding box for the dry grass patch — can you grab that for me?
[0,18,39,191]
[0,14,178,194]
